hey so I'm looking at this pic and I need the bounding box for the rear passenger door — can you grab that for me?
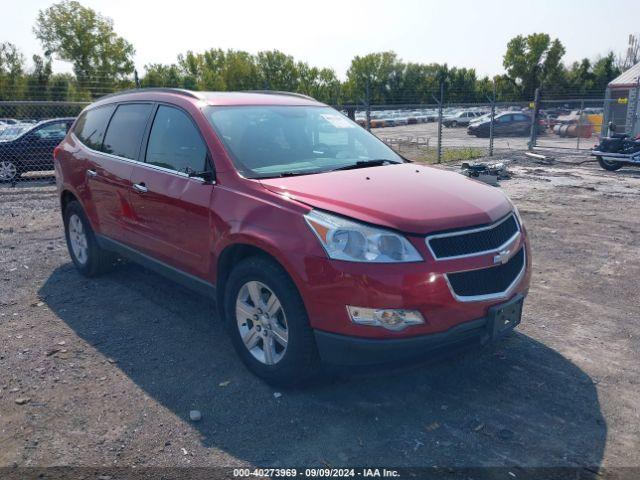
[126,104,214,279]
[79,103,153,242]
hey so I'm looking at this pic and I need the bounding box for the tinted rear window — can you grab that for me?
[74,105,115,150]
[102,104,153,160]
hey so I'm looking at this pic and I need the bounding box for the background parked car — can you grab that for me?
[467,112,542,137]
[0,117,75,182]
[442,110,482,127]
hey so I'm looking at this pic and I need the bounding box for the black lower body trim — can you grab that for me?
[96,235,216,298]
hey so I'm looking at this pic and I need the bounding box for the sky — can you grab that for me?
[2,0,638,79]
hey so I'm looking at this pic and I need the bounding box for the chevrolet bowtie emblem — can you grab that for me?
[493,249,511,265]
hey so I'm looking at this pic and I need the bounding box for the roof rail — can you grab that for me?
[244,90,316,101]
[98,88,203,100]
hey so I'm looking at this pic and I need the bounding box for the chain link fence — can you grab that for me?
[2,88,629,186]
[356,101,533,164]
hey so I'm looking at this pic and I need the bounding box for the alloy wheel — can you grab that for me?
[235,281,289,365]
[68,214,89,265]
[0,161,17,181]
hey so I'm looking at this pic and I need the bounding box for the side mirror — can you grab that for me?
[185,166,216,184]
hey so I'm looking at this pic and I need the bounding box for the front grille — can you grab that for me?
[428,214,519,259]
[447,247,525,299]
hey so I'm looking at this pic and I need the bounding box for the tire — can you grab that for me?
[224,256,321,386]
[0,159,19,183]
[63,200,117,277]
[451,121,458,128]
[596,156,623,172]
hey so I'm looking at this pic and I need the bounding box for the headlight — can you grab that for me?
[304,210,422,263]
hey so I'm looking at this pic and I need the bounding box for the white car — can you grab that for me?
[443,111,482,128]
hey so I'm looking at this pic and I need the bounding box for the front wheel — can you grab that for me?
[596,156,623,171]
[0,160,19,183]
[224,256,320,386]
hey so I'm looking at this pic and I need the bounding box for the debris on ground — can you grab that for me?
[525,151,555,165]
[189,410,202,422]
[460,161,511,185]
[425,422,440,432]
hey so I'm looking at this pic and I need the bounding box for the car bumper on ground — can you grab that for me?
[314,293,525,365]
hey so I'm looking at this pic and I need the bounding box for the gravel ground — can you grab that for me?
[0,152,639,475]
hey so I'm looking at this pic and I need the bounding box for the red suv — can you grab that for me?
[55,88,531,385]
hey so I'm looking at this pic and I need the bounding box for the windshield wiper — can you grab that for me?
[259,170,321,179]
[329,159,399,172]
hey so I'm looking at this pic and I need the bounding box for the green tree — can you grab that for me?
[33,0,135,96]
[0,42,26,100]
[503,33,566,98]
[345,52,400,103]
[222,50,260,91]
[256,50,299,91]
[141,63,185,88]
[26,54,52,100]
[591,52,621,93]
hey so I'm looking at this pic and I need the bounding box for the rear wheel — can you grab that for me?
[224,256,320,386]
[451,120,458,128]
[63,200,117,276]
[597,156,623,172]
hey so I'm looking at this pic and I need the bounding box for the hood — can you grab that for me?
[259,163,512,235]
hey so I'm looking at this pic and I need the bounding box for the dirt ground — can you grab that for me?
[1,152,639,476]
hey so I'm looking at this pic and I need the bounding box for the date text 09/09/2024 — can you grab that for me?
[232,468,400,478]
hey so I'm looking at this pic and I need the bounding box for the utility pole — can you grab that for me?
[365,78,372,132]
[435,81,444,163]
[528,88,540,151]
[488,79,496,157]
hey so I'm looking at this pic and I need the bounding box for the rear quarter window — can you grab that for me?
[74,105,116,151]
[102,103,153,160]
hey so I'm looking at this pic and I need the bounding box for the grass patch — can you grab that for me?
[413,147,486,164]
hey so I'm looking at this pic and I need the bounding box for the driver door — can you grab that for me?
[126,104,214,279]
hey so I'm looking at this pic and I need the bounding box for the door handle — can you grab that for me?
[86,169,97,178]
[132,182,148,193]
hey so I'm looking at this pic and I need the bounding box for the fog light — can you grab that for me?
[346,306,425,331]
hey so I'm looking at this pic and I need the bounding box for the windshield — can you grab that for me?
[0,125,30,141]
[205,106,403,178]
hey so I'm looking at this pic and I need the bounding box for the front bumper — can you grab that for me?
[314,294,524,365]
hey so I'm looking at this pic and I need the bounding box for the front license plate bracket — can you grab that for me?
[487,294,524,341]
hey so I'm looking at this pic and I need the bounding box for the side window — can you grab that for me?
[74,105,115,150]
[497,115,512,123]
[102,104,153,160]
[514,114,529,122]
[33,121,69,140]
[145,106,207,173]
